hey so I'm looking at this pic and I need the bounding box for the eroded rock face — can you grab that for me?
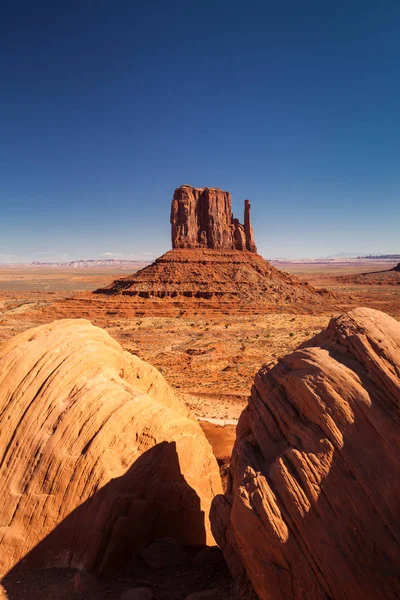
[95,248,328,309]
[211,308,400,599]
[0,319,222,577]
[170,185,257,252]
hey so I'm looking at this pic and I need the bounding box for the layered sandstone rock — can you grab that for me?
[170,185,257,252]
[93,184,335,313]
[0,319,221,577]
[95,248,328,307]
[212,308,400,599]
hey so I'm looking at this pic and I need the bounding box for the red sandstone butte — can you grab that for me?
[170,185,257,253]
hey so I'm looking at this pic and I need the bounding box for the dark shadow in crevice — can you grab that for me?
[2,440,207,597]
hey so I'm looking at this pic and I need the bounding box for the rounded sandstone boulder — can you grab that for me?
[0,319,222,577]
[212,307,400,599]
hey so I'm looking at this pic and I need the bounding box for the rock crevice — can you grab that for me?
[211,307,400,599]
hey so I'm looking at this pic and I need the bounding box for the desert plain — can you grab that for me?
[0,258,399,461]
[1,253,400,600]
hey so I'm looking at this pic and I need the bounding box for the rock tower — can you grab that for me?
[170,185,257,252]
[93,184,330,314]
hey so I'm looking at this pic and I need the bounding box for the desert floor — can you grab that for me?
[1,260,399,599]
[0,260,399,464]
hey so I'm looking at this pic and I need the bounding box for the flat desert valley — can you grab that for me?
[1,259,398,463]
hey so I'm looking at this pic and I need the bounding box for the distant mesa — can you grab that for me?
[29,259,150,269]
[337,261,400,286]
[94,185,331,310]
[358,254,400,260]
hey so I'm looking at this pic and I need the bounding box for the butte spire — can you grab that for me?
[170,185,257,253]
[94,184,330,314]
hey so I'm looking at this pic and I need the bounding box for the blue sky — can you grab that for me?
[1,0,399,261]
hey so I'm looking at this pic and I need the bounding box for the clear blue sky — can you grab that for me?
[1,0,399,261]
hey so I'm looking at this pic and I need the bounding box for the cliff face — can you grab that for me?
[170,185,257,252]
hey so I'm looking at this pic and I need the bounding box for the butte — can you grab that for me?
[94,185,331,315]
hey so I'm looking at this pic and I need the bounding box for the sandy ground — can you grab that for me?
[0,260,399,453]
[0,260,399,599]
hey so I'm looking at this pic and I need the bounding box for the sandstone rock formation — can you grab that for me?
[170,185,257,253]
[211,307,400,599]
[0,319,221,577]
[392,262,400,271]
[93,184,334,314]
[95,248,329,309]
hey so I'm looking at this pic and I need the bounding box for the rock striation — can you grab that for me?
[0,319,221,577]
[211,307,400,599]
[170,185,257,253]
[95,248,328,307]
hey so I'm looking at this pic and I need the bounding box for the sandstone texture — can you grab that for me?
[170,185,257,252]
[211,307,400,599]
[0,319,221,578]
[95,248,330,308]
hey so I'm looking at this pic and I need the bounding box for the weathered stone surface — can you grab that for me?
[170,185,256,252]
[232,219,246,251]
[212,308,400,599]
[73,571,106,600]
[120,588,154,600]
[0,319,221,578]
[139,538,188,568]
[95,248,330,308]
[192,546,224,567]
[184,590,219,600]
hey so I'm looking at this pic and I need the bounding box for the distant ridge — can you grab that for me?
[357,254,400,260]
[24,259,151,268]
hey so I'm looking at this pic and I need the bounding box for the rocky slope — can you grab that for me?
[95,248,330,307]
[211,307,400,599]
[0,319,221,578]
